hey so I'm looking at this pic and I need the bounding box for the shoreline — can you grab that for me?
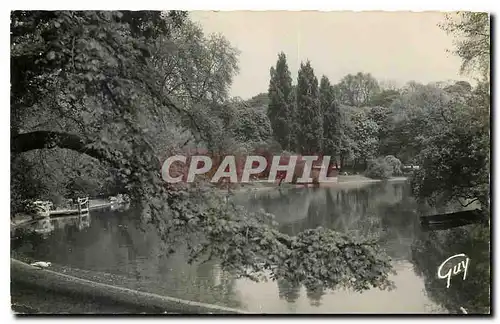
[11,176,408,229]
[11,258,247,314]
[11,200,122,231]
[230,175,408,195]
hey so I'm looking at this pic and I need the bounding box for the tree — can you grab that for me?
[409,13,490,310]
[295,61,323,154]
[246,92,270,108]
[348,109,379,169]
[337,106,355,170]
[440,12,490,81]
[11,11,396,296]
[267,52,295,151]
[150,19,240,154]
[386,82,453,163]
[11,11,186,205]
[444,81,473,97]
[227,97,273,148]
[368,105,392,156]
[289,84,298,150]
[411,13,490,211]
[335,72,380,107]
[154,24,240,106]
[411,84,489,208]
[368,89,400,108]
[320,75,341,162]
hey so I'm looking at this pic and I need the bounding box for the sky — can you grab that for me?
[190,11,473,99]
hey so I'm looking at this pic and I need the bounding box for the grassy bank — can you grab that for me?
[11,258,247,314]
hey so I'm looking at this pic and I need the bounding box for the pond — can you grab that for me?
[11,181,490,314]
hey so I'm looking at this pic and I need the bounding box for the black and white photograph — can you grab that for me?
[9,6,491,315]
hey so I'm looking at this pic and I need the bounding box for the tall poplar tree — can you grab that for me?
[296,61,322,154]
[267,52,294,150]
[289,84,298,151]
[320,75,341,163]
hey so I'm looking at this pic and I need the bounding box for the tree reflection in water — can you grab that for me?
[410,224,490,314]
[277,278,300,303]
[239,181,490,309]
[12,182,490,312]
[12,209,244,310]
[304,282,326,307]
[277,278,325,307]
[242,182,417,306]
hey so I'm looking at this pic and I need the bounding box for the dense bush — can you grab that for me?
[384,155,403,176]
[364,155,403,180]
[364,157,393,180]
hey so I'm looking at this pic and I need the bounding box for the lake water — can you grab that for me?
[11,181,491,314]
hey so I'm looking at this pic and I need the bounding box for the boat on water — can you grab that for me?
[420,209,486,231]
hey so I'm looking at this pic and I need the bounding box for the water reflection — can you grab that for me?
[32,217,55,236]
[410,224,490,314]
[15,213,91,239]
[11,181,490,313]
[12,208,243,310]
[236,182,422,261]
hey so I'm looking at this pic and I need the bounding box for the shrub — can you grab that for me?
[384,155,403,176]
[365,157,393,180]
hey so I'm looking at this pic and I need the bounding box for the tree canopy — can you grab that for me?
[295,61,323,154]
[440,12,490,81]
[267,52,295,151]
[411,11,490,211]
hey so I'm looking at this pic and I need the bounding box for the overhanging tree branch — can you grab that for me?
[11,131,121,169]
